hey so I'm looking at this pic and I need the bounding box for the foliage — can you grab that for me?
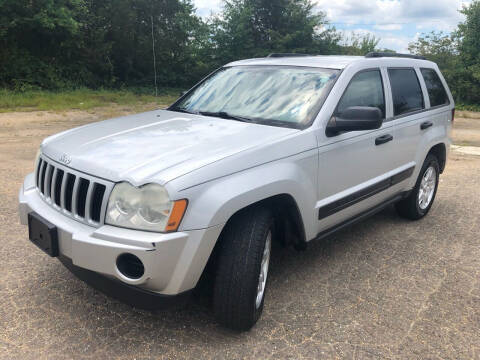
[0,0,390,92]
[408,32,461,100]
[409,0,480,105]
[339,33,381,55]
[455,102,480,112]
[209,0,342,64]
[0,0,208,89]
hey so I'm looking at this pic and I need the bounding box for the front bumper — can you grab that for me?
[58,255,192,309]
[19,173,223,296]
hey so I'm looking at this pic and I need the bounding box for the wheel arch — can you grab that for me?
[427,142,447,173]
[208,193,307,255]
[197,193,308,295]
[225,193,307,247]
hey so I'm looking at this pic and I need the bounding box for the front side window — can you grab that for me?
[421,68,449,107]
[336,69,385,119]
[388,68,425,117]
[170,66,340,128]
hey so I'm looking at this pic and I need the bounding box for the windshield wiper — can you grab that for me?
[199,111,254,123]
[169,107,199,115]
[170,108,299,129]
[169,108,251,123]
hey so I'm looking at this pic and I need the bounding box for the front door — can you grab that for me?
[315,68,406,234]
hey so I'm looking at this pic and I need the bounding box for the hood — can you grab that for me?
[41,109,297,185]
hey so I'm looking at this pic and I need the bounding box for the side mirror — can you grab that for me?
[326,106,383,137]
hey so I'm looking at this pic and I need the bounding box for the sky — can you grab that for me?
[193,0,471,53]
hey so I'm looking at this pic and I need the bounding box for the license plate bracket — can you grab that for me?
[28,212,59,257]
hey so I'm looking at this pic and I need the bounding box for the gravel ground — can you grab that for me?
[1,110,479,359]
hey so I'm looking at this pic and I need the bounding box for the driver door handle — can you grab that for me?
[375,134,393,146]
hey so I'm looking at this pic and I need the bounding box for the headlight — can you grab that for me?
[105,182,187,232]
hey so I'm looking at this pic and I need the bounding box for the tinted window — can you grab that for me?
[388,68,424,116]
[336,70,385,119]
[421,68,449,107]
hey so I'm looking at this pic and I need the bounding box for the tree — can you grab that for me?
[209,0,339,65]
[408,32,460,99]
[340,32,381,55]
[455,0,480,103]
[0,0,88,89]
[408,1,480,104]
[0,0,389,91]
[0,0,207,89]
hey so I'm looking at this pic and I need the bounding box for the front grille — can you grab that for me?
[35,155,113,226]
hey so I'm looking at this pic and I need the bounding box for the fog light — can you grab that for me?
[116,253,145,279]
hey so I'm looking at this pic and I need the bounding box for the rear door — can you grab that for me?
[389,67,452,189]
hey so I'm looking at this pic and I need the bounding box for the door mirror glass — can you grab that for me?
[327,106,383,136]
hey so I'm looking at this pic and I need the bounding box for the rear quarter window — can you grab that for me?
[388,68,425,117]
[420,68,450,107]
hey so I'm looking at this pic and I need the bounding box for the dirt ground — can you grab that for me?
[452,111,480,147]
[1,108,479,359]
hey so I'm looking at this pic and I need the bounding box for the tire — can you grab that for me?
[213,206,274,331]
[396,154,440,220]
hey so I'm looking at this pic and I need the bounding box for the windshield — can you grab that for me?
[170,66,340,129]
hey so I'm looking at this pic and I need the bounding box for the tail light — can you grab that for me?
[452,108,455,123]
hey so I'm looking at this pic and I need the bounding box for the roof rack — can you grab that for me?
[267,53,311,58]
[365,52,426,60]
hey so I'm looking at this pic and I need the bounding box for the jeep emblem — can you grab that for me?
[59,153,71,165]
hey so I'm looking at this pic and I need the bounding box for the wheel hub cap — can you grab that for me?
[418,166,437,210]
[255,231,271,309]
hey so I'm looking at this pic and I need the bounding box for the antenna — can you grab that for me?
[151,16,158,97]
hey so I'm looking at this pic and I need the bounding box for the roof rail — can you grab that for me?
[267,53,311,58]
[365,52,426,60]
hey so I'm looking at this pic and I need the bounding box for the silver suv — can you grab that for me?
[19,53,454,330]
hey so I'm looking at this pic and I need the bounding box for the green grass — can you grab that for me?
[6,88,479,116]
[0,88,180,112]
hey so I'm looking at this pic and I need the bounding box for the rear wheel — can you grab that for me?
[396,154,440,220]
[213,206,273,331]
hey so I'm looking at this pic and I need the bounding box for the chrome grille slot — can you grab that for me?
[35,155,113,227]
[39,161,47,194]
[44,164,54,198]
[75,178,90,218]
[90,183,106,223]
[64,173,75,212]
[52,169,64,206]
[35,158,43,188]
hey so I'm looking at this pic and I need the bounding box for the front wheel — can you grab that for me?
[396,154,440,220]
[213,206,273,331]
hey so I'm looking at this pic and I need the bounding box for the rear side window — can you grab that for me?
[420,68,449,107]
[336,70,385,119]
[388,68,424,117]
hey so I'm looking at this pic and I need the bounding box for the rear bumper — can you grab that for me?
[19,173,223,296]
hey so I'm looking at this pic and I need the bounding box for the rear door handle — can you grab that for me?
[421,121,433,130]
[375,134,393,146]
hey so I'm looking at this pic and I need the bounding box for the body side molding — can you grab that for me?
[314,191,411,241]
[318,166,415,219]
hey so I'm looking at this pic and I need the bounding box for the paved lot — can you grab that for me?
[1,111,479,359]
